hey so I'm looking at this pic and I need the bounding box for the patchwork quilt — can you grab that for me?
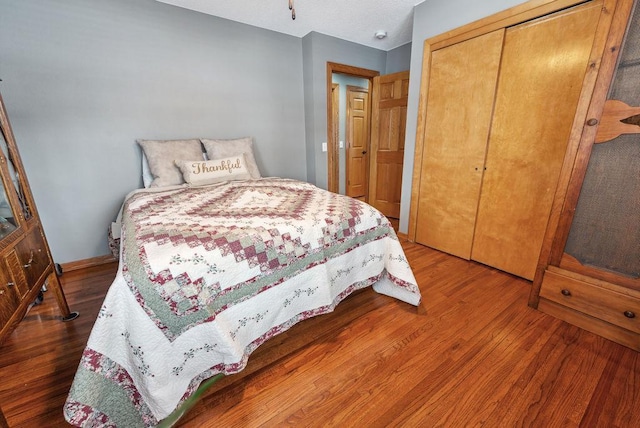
[64,178,421,427]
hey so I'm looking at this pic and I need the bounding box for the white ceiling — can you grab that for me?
[155,0,422,51]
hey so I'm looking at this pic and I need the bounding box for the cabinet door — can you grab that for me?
[15,227,50,289]
[0,260,21,331]
[0,122,20,241]
[471,1,602,279]
[415,29,504,259]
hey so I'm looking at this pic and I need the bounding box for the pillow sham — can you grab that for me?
[175,155,252,186]
[141,152,153,188]
[137,139,204,187]
[201,137,261,179]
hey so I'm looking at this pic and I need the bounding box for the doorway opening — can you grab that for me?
[331,78,371,199]
[326,62,378,196]
[326,62,410,231]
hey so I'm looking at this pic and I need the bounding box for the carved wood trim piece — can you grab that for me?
[595,99,640,143]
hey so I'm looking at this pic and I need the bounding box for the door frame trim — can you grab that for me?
[326,62,379,193]
[331,83,340,193]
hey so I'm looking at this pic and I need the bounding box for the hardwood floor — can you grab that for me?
[0,241,638,427]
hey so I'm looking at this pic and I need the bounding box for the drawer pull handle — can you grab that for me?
[7,282,14,287]
[23,250,34,268]
[623,311,636,319]
[0,290,4,295]
[561,289,571,297]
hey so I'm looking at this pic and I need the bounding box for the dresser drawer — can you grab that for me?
[540,270,640,334]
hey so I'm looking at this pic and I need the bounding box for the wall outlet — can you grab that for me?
[339,140,344,148]
[322,142,327,152]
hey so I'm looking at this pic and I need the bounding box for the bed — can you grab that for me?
[64,138,421,427]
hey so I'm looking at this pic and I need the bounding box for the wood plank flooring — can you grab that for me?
[0,241,638,427]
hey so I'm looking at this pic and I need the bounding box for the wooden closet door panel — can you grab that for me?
[471,1,602,280]
[415,30,504,259]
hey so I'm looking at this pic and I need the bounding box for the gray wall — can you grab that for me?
[302,32,387,189]
[302,35,410,191]
[399,0,530,233]
[0,0,306,263]
[386,43,412,74]
[0,0,532,262]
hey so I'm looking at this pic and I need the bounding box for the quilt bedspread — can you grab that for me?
[64,178,421,427]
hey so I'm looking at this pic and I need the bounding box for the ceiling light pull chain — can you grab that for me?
[289,0,296,20]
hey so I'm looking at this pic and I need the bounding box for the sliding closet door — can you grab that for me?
[471,1,602,279]
[415,30,504,259]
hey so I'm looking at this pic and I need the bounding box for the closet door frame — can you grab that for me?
[408,0,619,243]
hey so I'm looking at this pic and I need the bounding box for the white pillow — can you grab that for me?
[141,151,207,188]
[175,154,252,186]
[141,152,153,188]
[137,139,204,187]
[201,137,261,179]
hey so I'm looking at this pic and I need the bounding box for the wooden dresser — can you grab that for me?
[530,0,639,351]
[0,89,78,346]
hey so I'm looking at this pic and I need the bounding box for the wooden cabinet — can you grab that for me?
[530,0,639,351]
[0,89,78,345]
[410,0,617,280]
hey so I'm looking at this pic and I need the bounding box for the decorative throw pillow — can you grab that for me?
[201,137,261,179]
[137,139,204,187]
[175,154,252,186]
